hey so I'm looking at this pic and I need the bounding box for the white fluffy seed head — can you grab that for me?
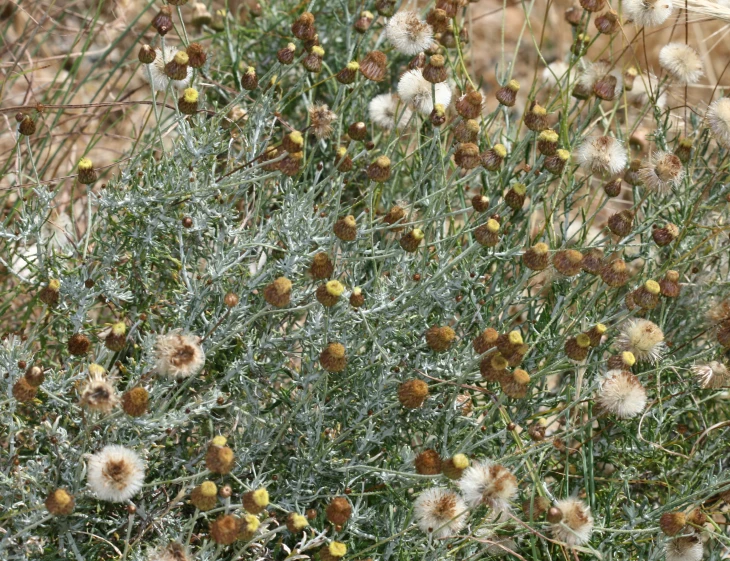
[659,43,704,84]
[154,330,206,379]
[385,11,434,55]
[639,151,685,193]
[575,136,628,175]
[458,460,517,512]
[413,487,468,538]
[665,536,703,561]
[691,361,730,389]
[143,45,192,92]
[87,445,145,502]
[551,498,594,546]
[618,319,665,363]
[597,370,647,418]
[623,0,674,27]
[542,61,570,87]
[397,69,452,115]
[707,97,730,148]
[368,93,413,130]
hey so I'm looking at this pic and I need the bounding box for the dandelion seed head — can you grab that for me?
[618,319,665,363]
[659,43,704,84]
[397,69,452,115]
[551,498,594,546]
[458,460,517,512]
[623,0,674,27]
[707,97,730,148]
[385,11,434,55]
[597,370,647,418]
[309,104,338,139]
[665,536,703,561]
[154,330,206,379]
[575,136,628,175]
[368,93,413,130]
[80,364,118,413]
[639,151,685,193]
[691,361,730,389]
[414,487,467,538]
[87,445,145,502]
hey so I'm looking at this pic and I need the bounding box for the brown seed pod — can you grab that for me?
[13,377,37,402]
[675,137,693,163]
[505,183,526,210]
[367,156,391,182]
[480,352,509,382]
[632,280,661,309]
[165,51,189,81]
[471,194,490,213]
[594,74,619,101]
[414,448,442,474]
[178,88,199,115]
[320,343,347,372]
[454,119,480,144]
[501,368,530,398]
[68,333,91,356]
[652,223,679,247]
[152,6,173,35]
[398,378,429,408]
[580,0,605,11]
[241,67,259,90]
[524,101,548,131]
[334,215,357,241]
[564,333,591,361]
[423,54,448,83]
[350,287,365,308]
[544,149,570,175]
[348,122,367,141]
[316,280,345,307]
[496,79,520,107]
[292,12,317,40]
[475,218,501,247]
[400,228,424,252]
[659,270,681,298]
[302,47,324,73]
[335,147,353,172]
[326,496,352,525]
[607,210,634,237]
[121,387,149,417]
[455,90,483,120]
[537,129,559,156]
[77,158,98,185]
[264,277,292,307]
[359,50,387,82]
[454,143,481,170]
[138,44,156,64]
[384,205,406,229]
[660,512,687,536]
[603,178,622,197]
[523,495,550,520]
[481,144,507,171]
[224,292,240,308]
[581,248,604,275]
[191,481,218,511]
[687,508,707,528]
[25,365,45,387]
[38,279,60,306]
[600,259,630,287]
[497,330,524,357]
[552,249,583,277]
[523,242,549,271]
[547,505,563,523]
[210,514,240,545]
[277,43,297,64]
[473,327,499,354]
[45,489,75,516]
[426,326,456,352]
[310,253,334,279]
[186,43,207,69]
[595,10,619,34]
[336,61,359,85]
[205,439,235,475]
[354,10,374,33]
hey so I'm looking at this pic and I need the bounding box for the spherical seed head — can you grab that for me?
[287,512,309,532]
[278,43,297,64]
[326,497,352,525]
[326,280,344,297]
[368,156,391,182]
[415,448,442,474]
[68,333,91,356]
[398,379,429,408]
[660,512,687,536]
[46,489,75,516]
[139,44,156,64]
[348,122,367,141]
[426,325,456,351]
[210,515,240,545]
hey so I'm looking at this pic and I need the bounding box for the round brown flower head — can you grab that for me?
[292,12,316,40]
[585,324,607,347]
[660,512,687,536]
[241,67,258,90]
[624,158,643,186]
[581,248,604,275]
[594,74,620,101]
[139,44,156,64]
[13,376,37,402]
[595,10,619,34]
[359,50,387,81]
[281,131,304,154]
[277,43,297,64]
[544,149,570,175]
[537,129,559,156]
[302,46,324,73]
[400,228,424,252]
[505,183,526,210]
[607,351,636,370]
[454,119,480,144]
[68,333,91,356]
[427,8,450,33]
[475,218,501,247]
[384,204,406,229]
[553,249,583,276]
[191,481,218,511]
[523,495,550,519]
[121,387,148,417]
[320,542,347,561]
[18,114,36,136]
[455,143,481,169]
[105,322,127,352]
[480,352,509,382]
[675,137,693,163]
[320,343,347,372]
[77,157,97,185]
[565,333,592,361]
[496,79,520,107]
[603,178,622,197]
[632,280,661,309]
[334,215,357,241]
[152,6,173,35]
[326,496,352,525]
[367,155,391,182]
[652,222,679,247]
[473,327,499,354]
[39,279,60,306]
[600,259,630,287]
[335,147,353,172]
[310,252,334,279]
[481,144,507,171]
[497,330,524,356]
[243,488,269,514]
[316,280,345,307]
[442,453,470,479]
[607,210,634,238]
[455,90,483,119]
[572,33,591,56]
[524,101,548,131]
[523,242,549,271]
[178,88,199,115]
[423,54,448,83]
[350,287,365,308]
[659,270,681,298]
[426,325,456,352]
[472,194,490,213]
[501,368,531,398]
[529,419,548,441]
[25,365,45,387]
[354,10,374,33]
[348,121,367,141]
[336,61,359,85]
[45,489,75,516]
[415,449,442,474]
[398,379,429,408]
[205,436,235,474]
[186,43,206,69]
[210,514,240,545]
[264,277,292,307]
[436,0,459,18]
[287,512,310,533]
[165,51,189,81]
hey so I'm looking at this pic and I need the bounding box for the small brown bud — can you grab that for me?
[471,195,490,213]
[138,44,156,64]
[565,333,592,361]
[263,277,292,307]
[241,67,259,90]
[13,377,37,402]
[152,6,173,36]
[359,50,387,82]
[310,252,334,279]
[505,183,526,211]
[121,387,149,417]
[547,506,563,523]
[660,512,687,536]
[607,210,634,237]
[25,365,44,387]
[333,215,357,242]
[277,43,297,65]
[224,292,239,307]
[523,242,550,271]
[354,10,373,33]
[206,438,235,474]
[367,155,391,182]
[316,280,345,307]
[475,218,501,247]
[659,270,681,298]
[68,333,91,356]
[652,223,679,247]
[320,343,347,372]
[326,496,352,525]
[349,287,365,308]
[398,379,429,408]
[524,101,548,132]
[400,228,424,252]
[496,79,520,107]
[426,326,456,352]
[348,122,367,141]
[595,10,619,34]
[414,449,442,475]
[45,489,75,516]
[600,259,630,287]
[455,143,481,170]
[603,178,622,197]
[186,43,207,69]
[481,144,507,171]
[191,481,218,511]
[473,327,499,354]
[455,90,483,120]
[292,12,316,40]
[553,249,583,276]
[581,248,604,275]
[210,514,240,545]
